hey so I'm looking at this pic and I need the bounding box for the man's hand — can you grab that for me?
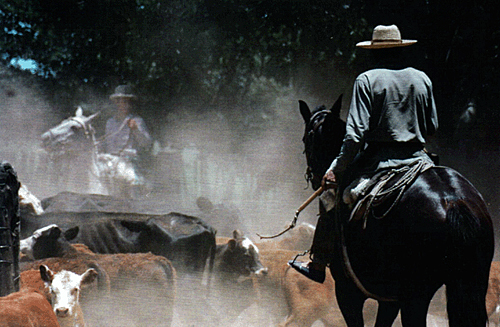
[322,170,337,189]
[127,118,138,130]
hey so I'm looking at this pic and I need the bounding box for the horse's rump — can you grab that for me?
[341,166,493,300]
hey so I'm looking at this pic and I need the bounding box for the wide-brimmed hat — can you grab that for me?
[356,25,417,49]
[109,85,137,100]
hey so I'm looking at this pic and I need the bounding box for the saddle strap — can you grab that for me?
[350,159,434,228]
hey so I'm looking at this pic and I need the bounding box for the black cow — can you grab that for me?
[40,191,135,214]
[21,211,216,274]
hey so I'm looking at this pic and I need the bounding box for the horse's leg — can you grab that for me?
[335,278,366,327]
[374,301,400,327]
[446,273,489,327]
[399,283,438,327]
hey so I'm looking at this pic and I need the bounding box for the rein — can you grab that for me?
[303,106,400,302]
[256,186,324,239]
[93,117,132,156]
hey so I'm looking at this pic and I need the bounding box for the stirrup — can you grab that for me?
[288,250,326,283]
[289,250,310,265]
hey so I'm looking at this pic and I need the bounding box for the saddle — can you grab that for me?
[348,159,434,228]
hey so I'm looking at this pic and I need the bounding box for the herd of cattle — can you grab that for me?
[2,184,500,326]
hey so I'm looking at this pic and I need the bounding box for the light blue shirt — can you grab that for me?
[104,114,152,157]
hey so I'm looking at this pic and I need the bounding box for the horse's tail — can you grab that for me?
[444,198,493,327]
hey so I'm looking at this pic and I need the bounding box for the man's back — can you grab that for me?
[351,67,438,145]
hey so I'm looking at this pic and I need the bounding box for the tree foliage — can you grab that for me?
[1,0,499,142]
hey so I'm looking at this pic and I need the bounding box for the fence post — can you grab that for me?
[0,161,20,297]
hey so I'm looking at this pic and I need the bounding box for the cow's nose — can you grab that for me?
[56,307,69,317]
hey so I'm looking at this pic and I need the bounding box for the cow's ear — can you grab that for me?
[228,239,237,250]
[40,265,54,283]
[232,230,243,239]
[64,226,79,241]
[48,225,62,239]
[81,268,98,286]
[121,220,147,232]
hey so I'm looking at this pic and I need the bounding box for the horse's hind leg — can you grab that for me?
[399,285,437,327]
[446,276,489,327]
[374,301,400,327]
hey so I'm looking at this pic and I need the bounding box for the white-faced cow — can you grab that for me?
[204,230,268,325]
[20,224,177,327]
[0,287,59,327]
[40,264,97,327]
[214,230,268,281]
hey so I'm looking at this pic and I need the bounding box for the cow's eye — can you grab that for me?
[71,288,78,296]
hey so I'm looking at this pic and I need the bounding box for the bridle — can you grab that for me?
[303,106,330,188]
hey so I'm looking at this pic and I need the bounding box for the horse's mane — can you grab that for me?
[300,95,345,189]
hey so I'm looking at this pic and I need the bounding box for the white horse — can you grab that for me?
[40,107,145,198]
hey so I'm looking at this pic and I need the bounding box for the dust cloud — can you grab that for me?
[1,67,345,326]
[2,65,498,327]
[1,68,332,236]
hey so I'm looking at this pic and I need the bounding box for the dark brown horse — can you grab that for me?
[299,95,494,327]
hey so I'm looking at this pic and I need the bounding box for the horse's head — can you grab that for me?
[299,94,346,190]
[41,107,99,157]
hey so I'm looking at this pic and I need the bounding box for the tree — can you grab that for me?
[2,0,499,145]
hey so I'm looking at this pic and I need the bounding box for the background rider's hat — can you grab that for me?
[356,25,417,49]
[109,85,137,100]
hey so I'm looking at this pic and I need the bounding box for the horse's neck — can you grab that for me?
[87,124,101,175]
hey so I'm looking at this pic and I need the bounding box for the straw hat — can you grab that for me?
[109,85,137,100]
[356,25,417,49]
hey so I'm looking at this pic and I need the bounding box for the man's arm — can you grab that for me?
[128,117,152,150]
[327,75,370,173]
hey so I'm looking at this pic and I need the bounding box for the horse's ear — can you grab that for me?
[76,106,83,117]
[299,100,312,123]
[330,94,343,118]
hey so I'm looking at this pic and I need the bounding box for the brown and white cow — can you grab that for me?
[40,264,97,327]
[0,287,59,327]
[202,230,268,325]
[20,224,177,327]
[214,230,268,280]
[20,269,52,301]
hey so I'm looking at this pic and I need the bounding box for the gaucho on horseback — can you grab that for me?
[289,23,493,327]
[290,24,439,283]
[104,85,152,161]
